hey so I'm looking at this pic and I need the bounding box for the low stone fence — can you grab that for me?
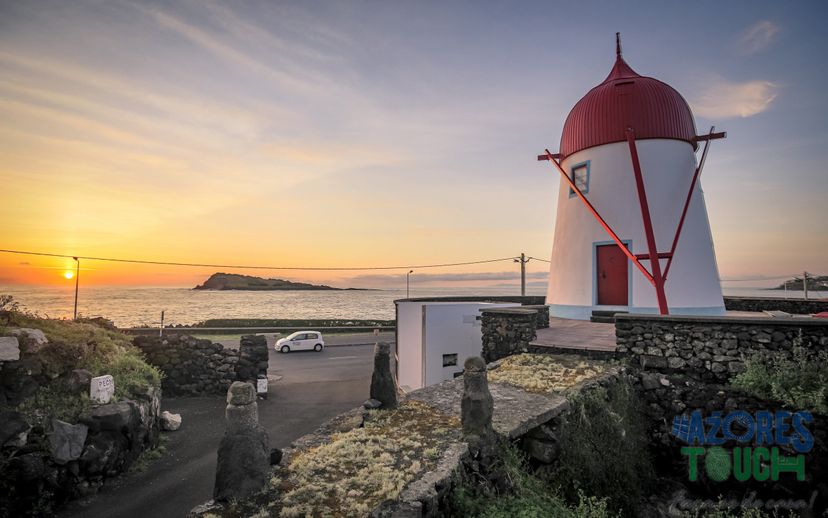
[723,295,828,314]
[1,387,161,512]
[615,314,828,383]
[479,308,538,363]
[133,334,268,396]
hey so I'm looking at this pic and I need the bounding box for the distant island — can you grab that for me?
[194,273,354,291]
[769,275,828,291]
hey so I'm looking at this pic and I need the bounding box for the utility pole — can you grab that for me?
[803,271,809,300]
[159,310,165,337]
[514,253,530,297]
[406,270,413,299]
[73,257,80,321]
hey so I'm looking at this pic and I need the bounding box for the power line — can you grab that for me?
[0,248,517,272]
[528,256,551,263]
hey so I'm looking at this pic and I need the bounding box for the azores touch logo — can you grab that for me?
[670,410,814,482]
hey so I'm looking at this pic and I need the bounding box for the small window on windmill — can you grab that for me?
[569,162,590,198]
[442,353,458,367]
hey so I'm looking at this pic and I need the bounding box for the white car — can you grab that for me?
[276,331,325,353]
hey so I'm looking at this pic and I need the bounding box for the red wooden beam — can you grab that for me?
[635,253,673,260]
[537,153,562,161]
[625,130,669,315]
[542,149,654,284]
[693,131,726,143]
[663,126,716,280]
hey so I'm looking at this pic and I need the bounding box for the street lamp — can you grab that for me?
[406,270,413,299]
[72,257,80,320]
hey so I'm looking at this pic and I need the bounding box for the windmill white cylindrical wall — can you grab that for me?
[546,45,725,320]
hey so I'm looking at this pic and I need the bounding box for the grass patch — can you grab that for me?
[488,353,607,393]
[129,435,169,474]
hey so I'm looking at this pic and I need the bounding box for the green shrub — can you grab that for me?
[447,439,616,518]
[547,378,654,516]
[89,350,162,400]
[731,339,828,414]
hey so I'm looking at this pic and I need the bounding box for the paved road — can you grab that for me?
[61,338,377,518]
[213,331,395,350]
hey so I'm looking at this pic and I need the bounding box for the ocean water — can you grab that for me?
[0,285,824,328]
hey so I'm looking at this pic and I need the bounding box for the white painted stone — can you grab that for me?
[0,336,20,361]
[90,374,115,404]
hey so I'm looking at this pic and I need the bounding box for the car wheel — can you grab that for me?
[314,344,323,352]
[280,345,290,353]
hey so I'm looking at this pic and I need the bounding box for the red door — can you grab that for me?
[596,244,628,305]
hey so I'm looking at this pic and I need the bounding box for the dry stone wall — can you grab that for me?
[615,314,828,383]
[723,296,828,315]
[616,314,828,508]
[1,387,161,514]
[479,308,538,363]
[133,334,269,396]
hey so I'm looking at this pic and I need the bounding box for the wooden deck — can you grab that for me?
[531,317,617,353]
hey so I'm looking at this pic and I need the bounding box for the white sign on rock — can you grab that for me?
[256,377,268,394]
[90,374,115,404]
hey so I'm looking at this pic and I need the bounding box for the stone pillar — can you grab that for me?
[521,305,550,329]
[369,342,398,409]
[479,308,538,363]
[461,356,494,455]
[236,335,268,383]
[214,382,270,502]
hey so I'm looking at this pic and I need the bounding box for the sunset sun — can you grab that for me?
[63,271,74,280]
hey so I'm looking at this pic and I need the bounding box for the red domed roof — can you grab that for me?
[560,41,697,158]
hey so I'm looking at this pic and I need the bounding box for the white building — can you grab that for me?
[394,299,521,391]
[544,37,725,320]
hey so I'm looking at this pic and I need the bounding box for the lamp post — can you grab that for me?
[72,257,79,320]
[406,270,413,299]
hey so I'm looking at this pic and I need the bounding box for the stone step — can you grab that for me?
[591,310,628,318]
[589,316,616,324]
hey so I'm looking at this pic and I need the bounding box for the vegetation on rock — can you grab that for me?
[487,353,607,393]
[731,337,828,414]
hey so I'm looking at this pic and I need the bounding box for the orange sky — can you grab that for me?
[1,2,826,289]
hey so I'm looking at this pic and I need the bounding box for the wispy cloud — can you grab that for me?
[737,21,780,55]
[691,78,778,118]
